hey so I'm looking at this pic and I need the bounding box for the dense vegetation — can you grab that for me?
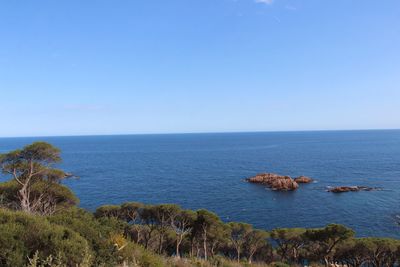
[0,142,399,267]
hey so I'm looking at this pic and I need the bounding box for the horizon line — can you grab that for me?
[0,128,399,139]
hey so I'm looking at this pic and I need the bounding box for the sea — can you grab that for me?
[0,130,399,238]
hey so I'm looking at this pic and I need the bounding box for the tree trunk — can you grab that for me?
[196,243,200,258]
[136,228,141,244]
[176,236,182,258]
[248,249,256,264]
[203,230,208,260]
[158,234,164,254]
[211,243,216,257]
[190,240,194,258]
[293,247,299,263]
[324,257,329,267]
[19,185,31,213]
[144,231,152,249]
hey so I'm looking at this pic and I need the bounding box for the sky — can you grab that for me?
[0,0,399,137]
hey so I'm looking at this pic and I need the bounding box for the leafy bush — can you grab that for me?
[0,208,90,266]
[0,180,78,213]
[48,207,127,266]
[134,247,165,267]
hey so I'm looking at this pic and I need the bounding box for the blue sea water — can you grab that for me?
[0,130,399,238]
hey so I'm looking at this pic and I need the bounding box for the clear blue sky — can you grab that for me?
[1,0,399,137]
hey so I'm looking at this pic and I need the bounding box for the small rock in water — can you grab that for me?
[327,186,381,193]
[294,176,313,184]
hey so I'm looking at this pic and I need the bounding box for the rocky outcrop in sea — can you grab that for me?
[246,173,301,191]
[327,186,381,193]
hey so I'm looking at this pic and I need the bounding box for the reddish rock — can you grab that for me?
[328,186,358,193]
[246,173,299,191]
[328,186,379,193]
[294,176,313,184]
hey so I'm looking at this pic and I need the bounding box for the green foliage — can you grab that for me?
[0,142,72,214]
[120,201,144,223]
[94,205,122,219]
[270,228,306,263]
[1,200,399,267]
[305,224,355,242]
[132,245,165,267]
[0,208,90,266]
[48,207,126,266]
[194,209,223,260]
[208,255,244,267]
[303,224,355,264]
[0,142,62,178]
[228,222,253,261]
[333,237,400,266]
[244,229,269,263]
[196,209,221,226]
[0,179,78,212]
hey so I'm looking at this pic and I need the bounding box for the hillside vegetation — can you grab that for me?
[0,142,399,267]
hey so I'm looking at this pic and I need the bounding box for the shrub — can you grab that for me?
[132,245,165,267]
[0,208,90,266]
[48,207,127,266]
[0,180,78,214]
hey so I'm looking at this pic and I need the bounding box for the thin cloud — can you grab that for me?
[285,4,297,10]
[255,0,274,5]
[63,104,105,112]
[273,16,281,23]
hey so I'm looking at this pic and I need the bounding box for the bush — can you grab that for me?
[0,180,78,213]
[0,208,90,266]
[48,207,127,266]
[132,245,165,267]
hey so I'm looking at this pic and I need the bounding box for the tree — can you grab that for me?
[228,222,253,262]
[120,202,144,243]
[170,209,196,258]
[94,205,122,219]
[140,205,159,249]
[334,238,370,267]
[120,202,143,223]
[245,229,269,264]
[0,142,72,214]
[271,228,306,263]
[194,209,222,260]
[152,204,181,254]
[360,238,400,267]
[0,180,78,215]
[208,222,230,258]
[304,224,354,266]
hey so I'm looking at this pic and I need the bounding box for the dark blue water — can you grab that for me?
[1,130,399,238]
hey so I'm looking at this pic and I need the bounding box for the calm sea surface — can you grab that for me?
[0,130,399,238]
